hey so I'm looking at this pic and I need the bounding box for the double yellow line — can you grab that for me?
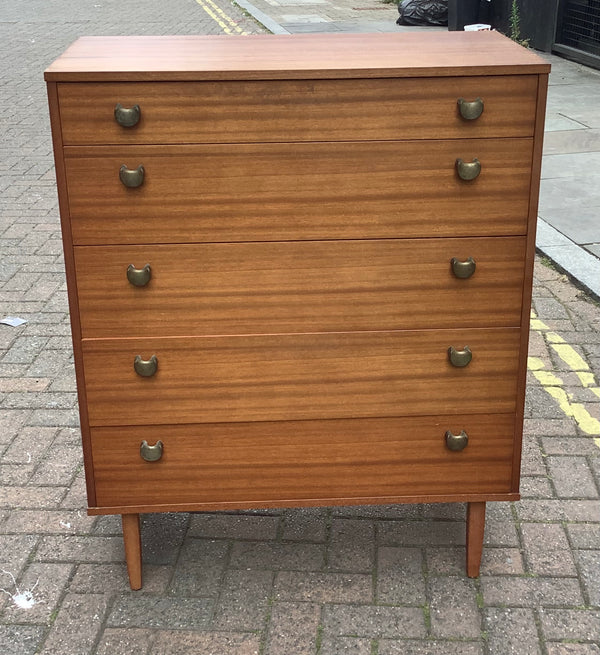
[528,310,600,442]
[195,0,249,35]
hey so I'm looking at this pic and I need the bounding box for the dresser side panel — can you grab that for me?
[46,82,97,506]
[511,73,550,491]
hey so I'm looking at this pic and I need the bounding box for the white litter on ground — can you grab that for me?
[0,569,40,609]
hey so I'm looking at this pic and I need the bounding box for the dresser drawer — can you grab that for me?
[74,237,526,338]
[90,414,515,509]
[57,75,538,145]
[64,139,533,244]
[81,328,520,426]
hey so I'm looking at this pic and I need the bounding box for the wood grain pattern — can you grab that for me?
[81,328,521,426]
[512,73,550,490]
[64,139,533,245]
[91,414,515,507]
[74,237,526,338]
[466,501,486,577]
[44,32,550,82]
[46,82,97,507]
[57,75,537,145]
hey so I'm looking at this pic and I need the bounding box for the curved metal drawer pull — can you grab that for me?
[134,354,158,377]
[457,97,484,120]
[127,263,151,287]
[140,440,163,462]
[456,158,481,181]
[445,430,469,451]
[114,103,141,127]
[448,346,472,368]
[119,164,145,188]
[451,257,476,279]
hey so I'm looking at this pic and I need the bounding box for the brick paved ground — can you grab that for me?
[1,1,599,654]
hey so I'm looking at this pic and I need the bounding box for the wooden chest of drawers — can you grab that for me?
[45,32,549,589]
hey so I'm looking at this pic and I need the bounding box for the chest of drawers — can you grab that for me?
[45,32,549,589]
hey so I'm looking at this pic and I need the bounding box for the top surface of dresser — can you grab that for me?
[44,31,550,82]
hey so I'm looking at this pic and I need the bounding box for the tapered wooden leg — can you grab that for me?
[122,513,142,590]
[466,502,486,578]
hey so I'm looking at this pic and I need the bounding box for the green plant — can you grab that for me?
[509,0,530,47]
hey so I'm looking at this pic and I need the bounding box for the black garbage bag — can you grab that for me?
[396,0,448,26]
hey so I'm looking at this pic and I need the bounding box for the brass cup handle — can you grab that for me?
[451,257,476,279]
[456,158,481,181]
[457,97,484,120]
[448,346,472,367]
[114,103,141,127]
[127,263,151,287]
[134,354,158,377]
[119,164,145,188]
[140,440,163,462]
[445,430,469,451]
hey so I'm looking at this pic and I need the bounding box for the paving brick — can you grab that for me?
[230,542,325,571]
[1,426,56,465]
[140,513,188,565]
[319,636,372,655]
[281,508,328,542]
[38,593,109,655]
[2,509,95,534]
[35,535,125,563]
[566,523,600,548]
[70,563,171,595]
[378,520,465,546]
[323,605,426,639]
[0,534,38,573]
[265,601,320,655]
[29,442,81,485]
[151,631,261,655]
[425,546,464,575]
[480,547,525,574]
[539,608,600,642]
[521,475,556,498]
[95,628,155,655]
[484,519,521,547]
[547,456,599,498]
[0,411,33,446]
[327,519,375,572]
[169,539,228,596]
[0,625,46,655]
[521,522,578,575]
[212,569,273,630]
[481,575,584,607]
[274,571,372,603]
[107,595,213,629]
[516,499,600,522]
[379,641,484,655]
[542,437,600,455]
[483,608,542,655]
[576,549,600,606]
[429,577,481,639]
[0,485,65,508]
[376,546,425,604]
[546,645,600,655]
[1,562,72,624]
[189,512,279,540]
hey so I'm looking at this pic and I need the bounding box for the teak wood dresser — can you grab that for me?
[45,31,550,589]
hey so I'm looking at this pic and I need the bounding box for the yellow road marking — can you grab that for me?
[195,0,249,35]
[528,311,600,437]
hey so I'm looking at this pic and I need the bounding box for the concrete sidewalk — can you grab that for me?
[1,2,599,654]
[239,0,600,299]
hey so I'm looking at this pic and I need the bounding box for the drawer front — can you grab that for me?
[81,328,521,426]
[64,139,533,244]
[91,414,516,508]
[74,237,526,338]
[57,76,538,145]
